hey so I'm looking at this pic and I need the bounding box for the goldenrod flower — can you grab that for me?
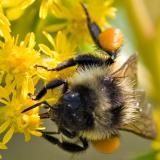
[40,0,116,43]
[36,31,77,81]
[0,0,118,157]
[39,0,54,19]
[0,8,11,41]
[86,0,117,27]
[1,0,35,20]
[0,31,41,82]
[0,74,43,151]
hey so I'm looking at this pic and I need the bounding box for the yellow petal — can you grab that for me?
[50,1,67,19]
[0,154,2,159]
[0,13,11,40]
[0,120,10,134]
[0,4,3,12]
[21,77,34,99]
[55,31,64,53]
[24,32,36,49]
[22,32,35,48]
[24,131,31,142]
[39,0,50,19]
[28,32,36,49]
[37,127,46,130]
[0,142,8,150]
[0,13,10,29]
[2,125,15,144]
[45,23,66,32]
[6,7,24,20]
[5,0,35,20]
[1,0,34,8]
[19,0,35,10]
[30,130,42,137]
[42,31,55,48]
[39,44,54,57]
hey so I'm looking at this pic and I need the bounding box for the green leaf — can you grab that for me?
[133,150,157,160]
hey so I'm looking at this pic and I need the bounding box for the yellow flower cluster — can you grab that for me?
[41,0,116,43]
[1,0,35,20]
[1,0,116,44]
[37,31,77,81]
[0,0,116,157]
[0,14,76,155]
[0,9,42,155]
[0,74,43,144]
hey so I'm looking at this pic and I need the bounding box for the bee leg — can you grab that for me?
[42,132,89,152]
[21,101,51,113]
[81,3,101,47]
[35,54,115,72]
[81,3,118,59]
[22,80,68,112]
[29,79,68,100]
[60,128,77,139]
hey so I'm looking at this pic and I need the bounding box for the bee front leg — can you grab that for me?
[22,101,51,113]
[42,132,89,153]
[29,79,68,100]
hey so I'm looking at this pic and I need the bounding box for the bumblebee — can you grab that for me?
[22,4,156,153]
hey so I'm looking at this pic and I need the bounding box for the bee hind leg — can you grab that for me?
[80,3,101,47]
[81,3,119,58]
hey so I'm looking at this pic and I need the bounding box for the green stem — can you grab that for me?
[120,0,160,103]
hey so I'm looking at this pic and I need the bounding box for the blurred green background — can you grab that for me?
[1,0,160,159]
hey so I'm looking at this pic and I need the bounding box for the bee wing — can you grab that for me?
[119,90,156,139]
[112,54,137,85]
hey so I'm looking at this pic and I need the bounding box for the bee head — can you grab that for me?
[52,90,95,132]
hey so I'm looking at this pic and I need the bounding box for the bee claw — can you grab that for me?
[33,64,55,71]
[34,64,40,68]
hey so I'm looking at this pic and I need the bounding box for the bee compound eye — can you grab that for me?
[62,92,81,109]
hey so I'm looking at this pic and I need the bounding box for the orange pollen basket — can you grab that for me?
[98,28,124,52]
[91,136,120,153]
